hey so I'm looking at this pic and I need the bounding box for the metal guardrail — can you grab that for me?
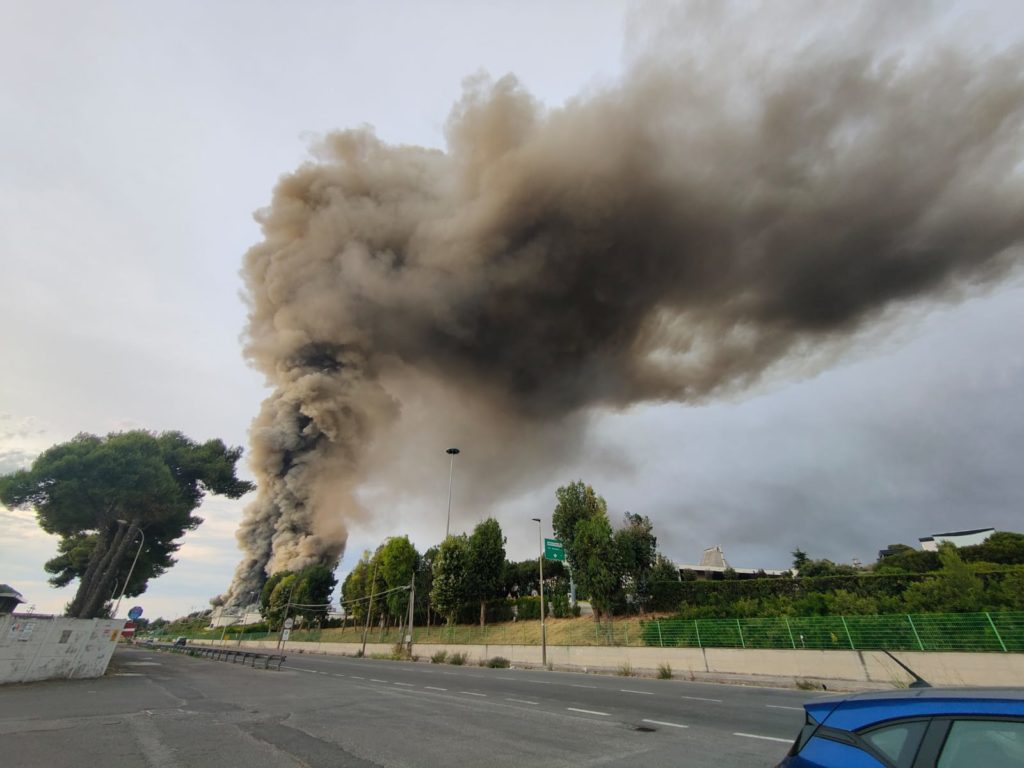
[149,641,286,669]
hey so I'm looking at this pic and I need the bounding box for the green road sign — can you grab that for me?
[544,538,565,561]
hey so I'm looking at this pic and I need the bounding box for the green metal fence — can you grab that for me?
[162,611,1024,652]
[640,612,1023,653]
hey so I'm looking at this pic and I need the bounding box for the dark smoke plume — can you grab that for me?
[218,2,1024,605]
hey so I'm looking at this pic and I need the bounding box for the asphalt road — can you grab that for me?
[0,645,816,767]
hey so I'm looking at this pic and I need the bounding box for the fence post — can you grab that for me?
[656,620,664,648]
[907,615,925,651]
[624,623,629,647]
[840,616,855,650]
[985,612,1008,653]
[784,617,796,649]
[694,620,702,649]
[736,618,745,649]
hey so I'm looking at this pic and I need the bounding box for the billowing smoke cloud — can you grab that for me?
[217,2,1024,605]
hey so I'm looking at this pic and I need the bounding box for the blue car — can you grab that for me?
[778,688,1024,767]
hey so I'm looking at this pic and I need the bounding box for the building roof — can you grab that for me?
[919,527,994,542]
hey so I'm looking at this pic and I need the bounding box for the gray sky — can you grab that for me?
[2,1,1022,619]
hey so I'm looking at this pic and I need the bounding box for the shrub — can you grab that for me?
[447,652,468,666]
[486,656,510,668]
[657,663,673,680]
[430,650,448,664]
[617,661,634,677]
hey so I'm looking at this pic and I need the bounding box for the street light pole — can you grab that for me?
[532,517,546,668]
[445,448,460,538]
[113,523,145,618]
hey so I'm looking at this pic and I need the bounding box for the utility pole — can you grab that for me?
[361,558,379,657]
[406,575,415,655]
[532,517,546,668]
[445,448,460,538]
[276,582,296,651]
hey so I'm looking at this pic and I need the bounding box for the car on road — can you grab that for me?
[777,687,1024,767]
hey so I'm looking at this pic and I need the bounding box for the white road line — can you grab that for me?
[567,707,610,717]
[524,680,554,685]
[642,719,689,729]
[425,686,447,691]
[394,682,414,687]
[620,689,654,695]
[734,732,792,744]
[334,674,346,678]
[681,695,722,703]
[462,692,487,697]
[370,679,388,683]
[350,676,366,680]
[291,667,319,674]
[765,705,803,711]
[569,684,598,689]
[505,698,538,706]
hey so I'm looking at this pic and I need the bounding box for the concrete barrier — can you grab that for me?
[0,615,124,684]
[195,636,1024,688]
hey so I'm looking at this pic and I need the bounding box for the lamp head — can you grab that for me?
[446,448,460,455]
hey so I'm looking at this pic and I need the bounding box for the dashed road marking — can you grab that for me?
[567,707,610,717]
[505,698,538,705]
[620,689,654,695]
[425,686,447,691]
[734,732,792,743]
[351,676,366,680]
[765,705,803,711]
[291,667,320,674]
[642,719,689,729]
[569,684,598,689]
[462,692,487,697]
[681,695,722,703]
[394,682,414,687]
[370,679,388,683]
[334,674,346,678]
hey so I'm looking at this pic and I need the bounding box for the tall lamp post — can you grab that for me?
[445,447,460,538]
[532,517,546,668]
[113,521,145,619]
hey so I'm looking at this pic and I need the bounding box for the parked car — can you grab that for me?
[173,636,188,646]
[777,687,1024,767]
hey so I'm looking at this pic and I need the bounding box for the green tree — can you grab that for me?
[648,554,684,612]
[430,535,470,624]
[0,431,252,619]
[572,514,620,620]
[902,543,985,613]
[960,532,1024,565]
[379,536,419,623]
[467,518,506,626]
[791,548,810,572]
[614,512,657,614]
[290,563,337,624]
[552,480,620,620]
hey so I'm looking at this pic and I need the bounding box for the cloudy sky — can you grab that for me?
[2,1,1022,620]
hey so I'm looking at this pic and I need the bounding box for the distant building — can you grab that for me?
[676,546,787,581]
[0,585,25,615]
[919,528,995,552]
[208,603,262,628]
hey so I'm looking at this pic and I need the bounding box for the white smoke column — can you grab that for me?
[217,2,1024,605]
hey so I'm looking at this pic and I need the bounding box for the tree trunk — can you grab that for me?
[479,599,486,628]
[68,525,115,617]
[81,522,136,618]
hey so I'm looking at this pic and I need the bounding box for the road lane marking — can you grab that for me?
[524,680,554,685]
[569,684,598,689]
[425,686,447,691]
[505,698,538,705]
[334,674,346,678]
[620,689,654,695]
[370,679,388,683]
[642,719,689,729]
[461,692,487,697]
[567,707,610,716]
[734,732,792,743]
[765,705,803,711]
[681,695,722,703]
[291,667,320,674]
[350,676,366,680]
[394,682,414,687]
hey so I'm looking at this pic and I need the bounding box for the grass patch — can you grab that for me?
[657,663,673,679]
[447,652,468,666]
[617,661,634,677]
[795,678,820,690]
[430,650,448,664]
[486,656,510,668]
